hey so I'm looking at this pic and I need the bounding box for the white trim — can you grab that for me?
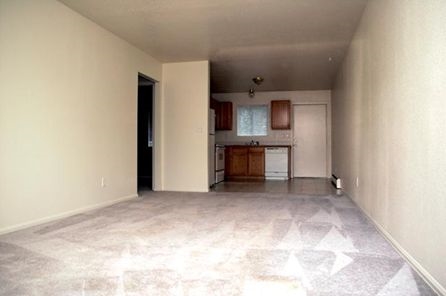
[350,195,445,296]
[0,194,138,235]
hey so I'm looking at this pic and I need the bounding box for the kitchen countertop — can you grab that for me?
[217,144,292,148]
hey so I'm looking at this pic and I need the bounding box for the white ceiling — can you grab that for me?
[58,0,367,92]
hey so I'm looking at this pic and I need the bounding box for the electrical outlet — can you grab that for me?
[355,177,359,188]
[101,177,106,188]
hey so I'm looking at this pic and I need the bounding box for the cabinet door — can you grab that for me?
[210,97,219,110]
[216,101,233,130]
[271,100,291,129]
[248,147,265,176]
[221,102,233,130]
[226,147,248,176]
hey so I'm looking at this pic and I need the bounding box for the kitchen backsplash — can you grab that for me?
[216,130,293,146]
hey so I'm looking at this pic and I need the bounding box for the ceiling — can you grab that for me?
[58,0,368,93]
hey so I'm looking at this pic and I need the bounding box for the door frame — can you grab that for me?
[291,102,332,178]
[137,73,157,191]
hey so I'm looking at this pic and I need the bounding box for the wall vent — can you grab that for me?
[331,174,342,189]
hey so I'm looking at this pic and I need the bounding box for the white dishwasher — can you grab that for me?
[265,147,289,180]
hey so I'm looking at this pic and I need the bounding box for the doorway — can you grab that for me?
[293,104,328,177]
[137,75,154,191]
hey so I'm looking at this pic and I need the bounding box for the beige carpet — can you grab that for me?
[0,191,437,295]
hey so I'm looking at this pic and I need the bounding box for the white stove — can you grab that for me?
[215,145,225,183]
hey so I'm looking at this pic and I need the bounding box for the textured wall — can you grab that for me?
[332,0,446,292]
[0,0,162,232]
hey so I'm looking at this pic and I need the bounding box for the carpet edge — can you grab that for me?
[0,194,138,235]
[348,194,445,296]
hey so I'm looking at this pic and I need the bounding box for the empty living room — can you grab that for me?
[0,0,445,295]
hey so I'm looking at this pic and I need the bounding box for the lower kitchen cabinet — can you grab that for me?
[248,147,265,176]
[225,146,265,180]
[226,146,248,176]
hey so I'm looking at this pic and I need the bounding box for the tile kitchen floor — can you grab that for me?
[213,177,338,195]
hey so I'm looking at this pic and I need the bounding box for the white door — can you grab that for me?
[293,104,327,177]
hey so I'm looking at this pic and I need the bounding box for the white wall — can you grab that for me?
[161,61,210,192]
[0,0,162,232]
[332,0,446,292]
[213,90,331,176]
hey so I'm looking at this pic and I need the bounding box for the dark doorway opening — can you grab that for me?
[137,75,154,192]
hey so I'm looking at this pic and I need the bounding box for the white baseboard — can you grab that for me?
[350,196,445,296]
[0,194,138,235]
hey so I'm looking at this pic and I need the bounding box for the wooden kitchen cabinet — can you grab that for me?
[215,101,233,130]
[248,147,265,176]
[225,146,264,180]
[226,146,248,176]
[210,97,219,110]
[271,100,291,129]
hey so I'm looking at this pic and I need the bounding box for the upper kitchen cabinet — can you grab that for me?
[210,97,219,110]
[215,101,233,130]
[271,100,291,129]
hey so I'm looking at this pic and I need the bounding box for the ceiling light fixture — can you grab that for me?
[252,76,264,85]
[248,76,264,98]
[248,88,255,98]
